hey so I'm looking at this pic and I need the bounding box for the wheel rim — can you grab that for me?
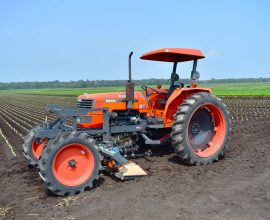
[53,143,95,187]
[187,104,226,158]
[32,138,47,159]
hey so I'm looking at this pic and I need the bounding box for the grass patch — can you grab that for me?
[200,82,270,96]
[0,82,269,96]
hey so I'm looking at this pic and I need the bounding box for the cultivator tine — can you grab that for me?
[115,161,147,180]
[100,146,147,180]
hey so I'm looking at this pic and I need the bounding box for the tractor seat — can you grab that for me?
[157,84,182,105]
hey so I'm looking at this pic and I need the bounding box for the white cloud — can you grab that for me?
[208,50,221,57]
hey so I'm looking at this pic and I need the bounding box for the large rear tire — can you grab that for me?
[38,131,100,196]
[22,126,47,167]
[171,92,230,165]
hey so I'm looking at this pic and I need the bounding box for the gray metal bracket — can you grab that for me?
[141,133,161,145]
[99,146,128,165]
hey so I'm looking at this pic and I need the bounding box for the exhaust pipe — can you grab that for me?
[128,51,133,81]
[126,51,134,109]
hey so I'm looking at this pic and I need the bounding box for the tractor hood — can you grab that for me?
[78,92,128,102]
[77,92,149,112]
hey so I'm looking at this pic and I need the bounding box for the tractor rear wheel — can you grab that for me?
[22,126,47,167]
[171,92,230,165]
[38,131,100,196]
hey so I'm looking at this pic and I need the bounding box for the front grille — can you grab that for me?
[76,99,95,109]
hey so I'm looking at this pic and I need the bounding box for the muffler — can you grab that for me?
[126,51,134,109]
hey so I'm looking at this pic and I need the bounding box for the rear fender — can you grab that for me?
[163,88,212,127]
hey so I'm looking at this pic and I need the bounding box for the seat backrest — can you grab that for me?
[165,84,180,100]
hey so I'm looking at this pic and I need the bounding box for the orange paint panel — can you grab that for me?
[77,91,150,129]
[53,143,94,187]
[32,138,47,159]
[79,91,149,113]
[163,88,212,127]
[77,87,211,129]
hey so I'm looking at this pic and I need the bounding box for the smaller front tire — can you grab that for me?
[38,131,100,196]
[22,126,47,167]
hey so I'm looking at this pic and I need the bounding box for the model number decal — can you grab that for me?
[105,99,139,103]
[105,99,117,103]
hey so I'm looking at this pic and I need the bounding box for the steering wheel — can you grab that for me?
[141,85,162,97]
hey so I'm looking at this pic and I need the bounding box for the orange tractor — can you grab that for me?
[23,48,230,196]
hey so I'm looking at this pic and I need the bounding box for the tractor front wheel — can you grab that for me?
[171,92,230,165]
[38,131,100,196]
[22,126,47,167]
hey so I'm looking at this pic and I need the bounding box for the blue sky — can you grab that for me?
[0,0,269,82]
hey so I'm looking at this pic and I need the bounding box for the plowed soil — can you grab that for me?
[0,95,270,220]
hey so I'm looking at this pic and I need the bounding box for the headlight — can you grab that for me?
[77,116,92,124]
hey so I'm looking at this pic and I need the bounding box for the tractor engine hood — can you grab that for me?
[77,92,149,112]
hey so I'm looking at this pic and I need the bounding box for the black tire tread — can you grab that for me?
[171,92,231,165]
[38,131,100,196]
[22,126,41,167]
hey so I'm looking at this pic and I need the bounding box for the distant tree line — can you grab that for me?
[203,77,270,83]
[0,78,269,90]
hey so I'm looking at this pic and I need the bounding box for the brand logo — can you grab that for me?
[118,94,126,99]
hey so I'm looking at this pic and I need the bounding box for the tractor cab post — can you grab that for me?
[141,48,204,88]
[170,62,178,86]
[168,59,200,87]
[190,59,200,85]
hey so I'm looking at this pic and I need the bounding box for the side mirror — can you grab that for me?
[191,71,200,81]
[171,73,180,82]
[174,74,180,81]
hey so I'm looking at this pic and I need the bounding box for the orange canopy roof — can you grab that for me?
[140,48,205,62]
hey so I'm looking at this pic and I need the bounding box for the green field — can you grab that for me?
[0,82,269,96]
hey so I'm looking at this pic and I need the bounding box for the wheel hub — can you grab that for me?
[188,108,214,151]
[190,122,200,135]
[68,159,76,168]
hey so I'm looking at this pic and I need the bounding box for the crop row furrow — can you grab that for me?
[0,99,44,115]
[0,111,29,132]
[0,105,35,128]
[0,103,40,125]
[0,101,46,121]
[0,116,23,139]
[0,95,76,111]
[0,128,16,157]
[0,97,43,111]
